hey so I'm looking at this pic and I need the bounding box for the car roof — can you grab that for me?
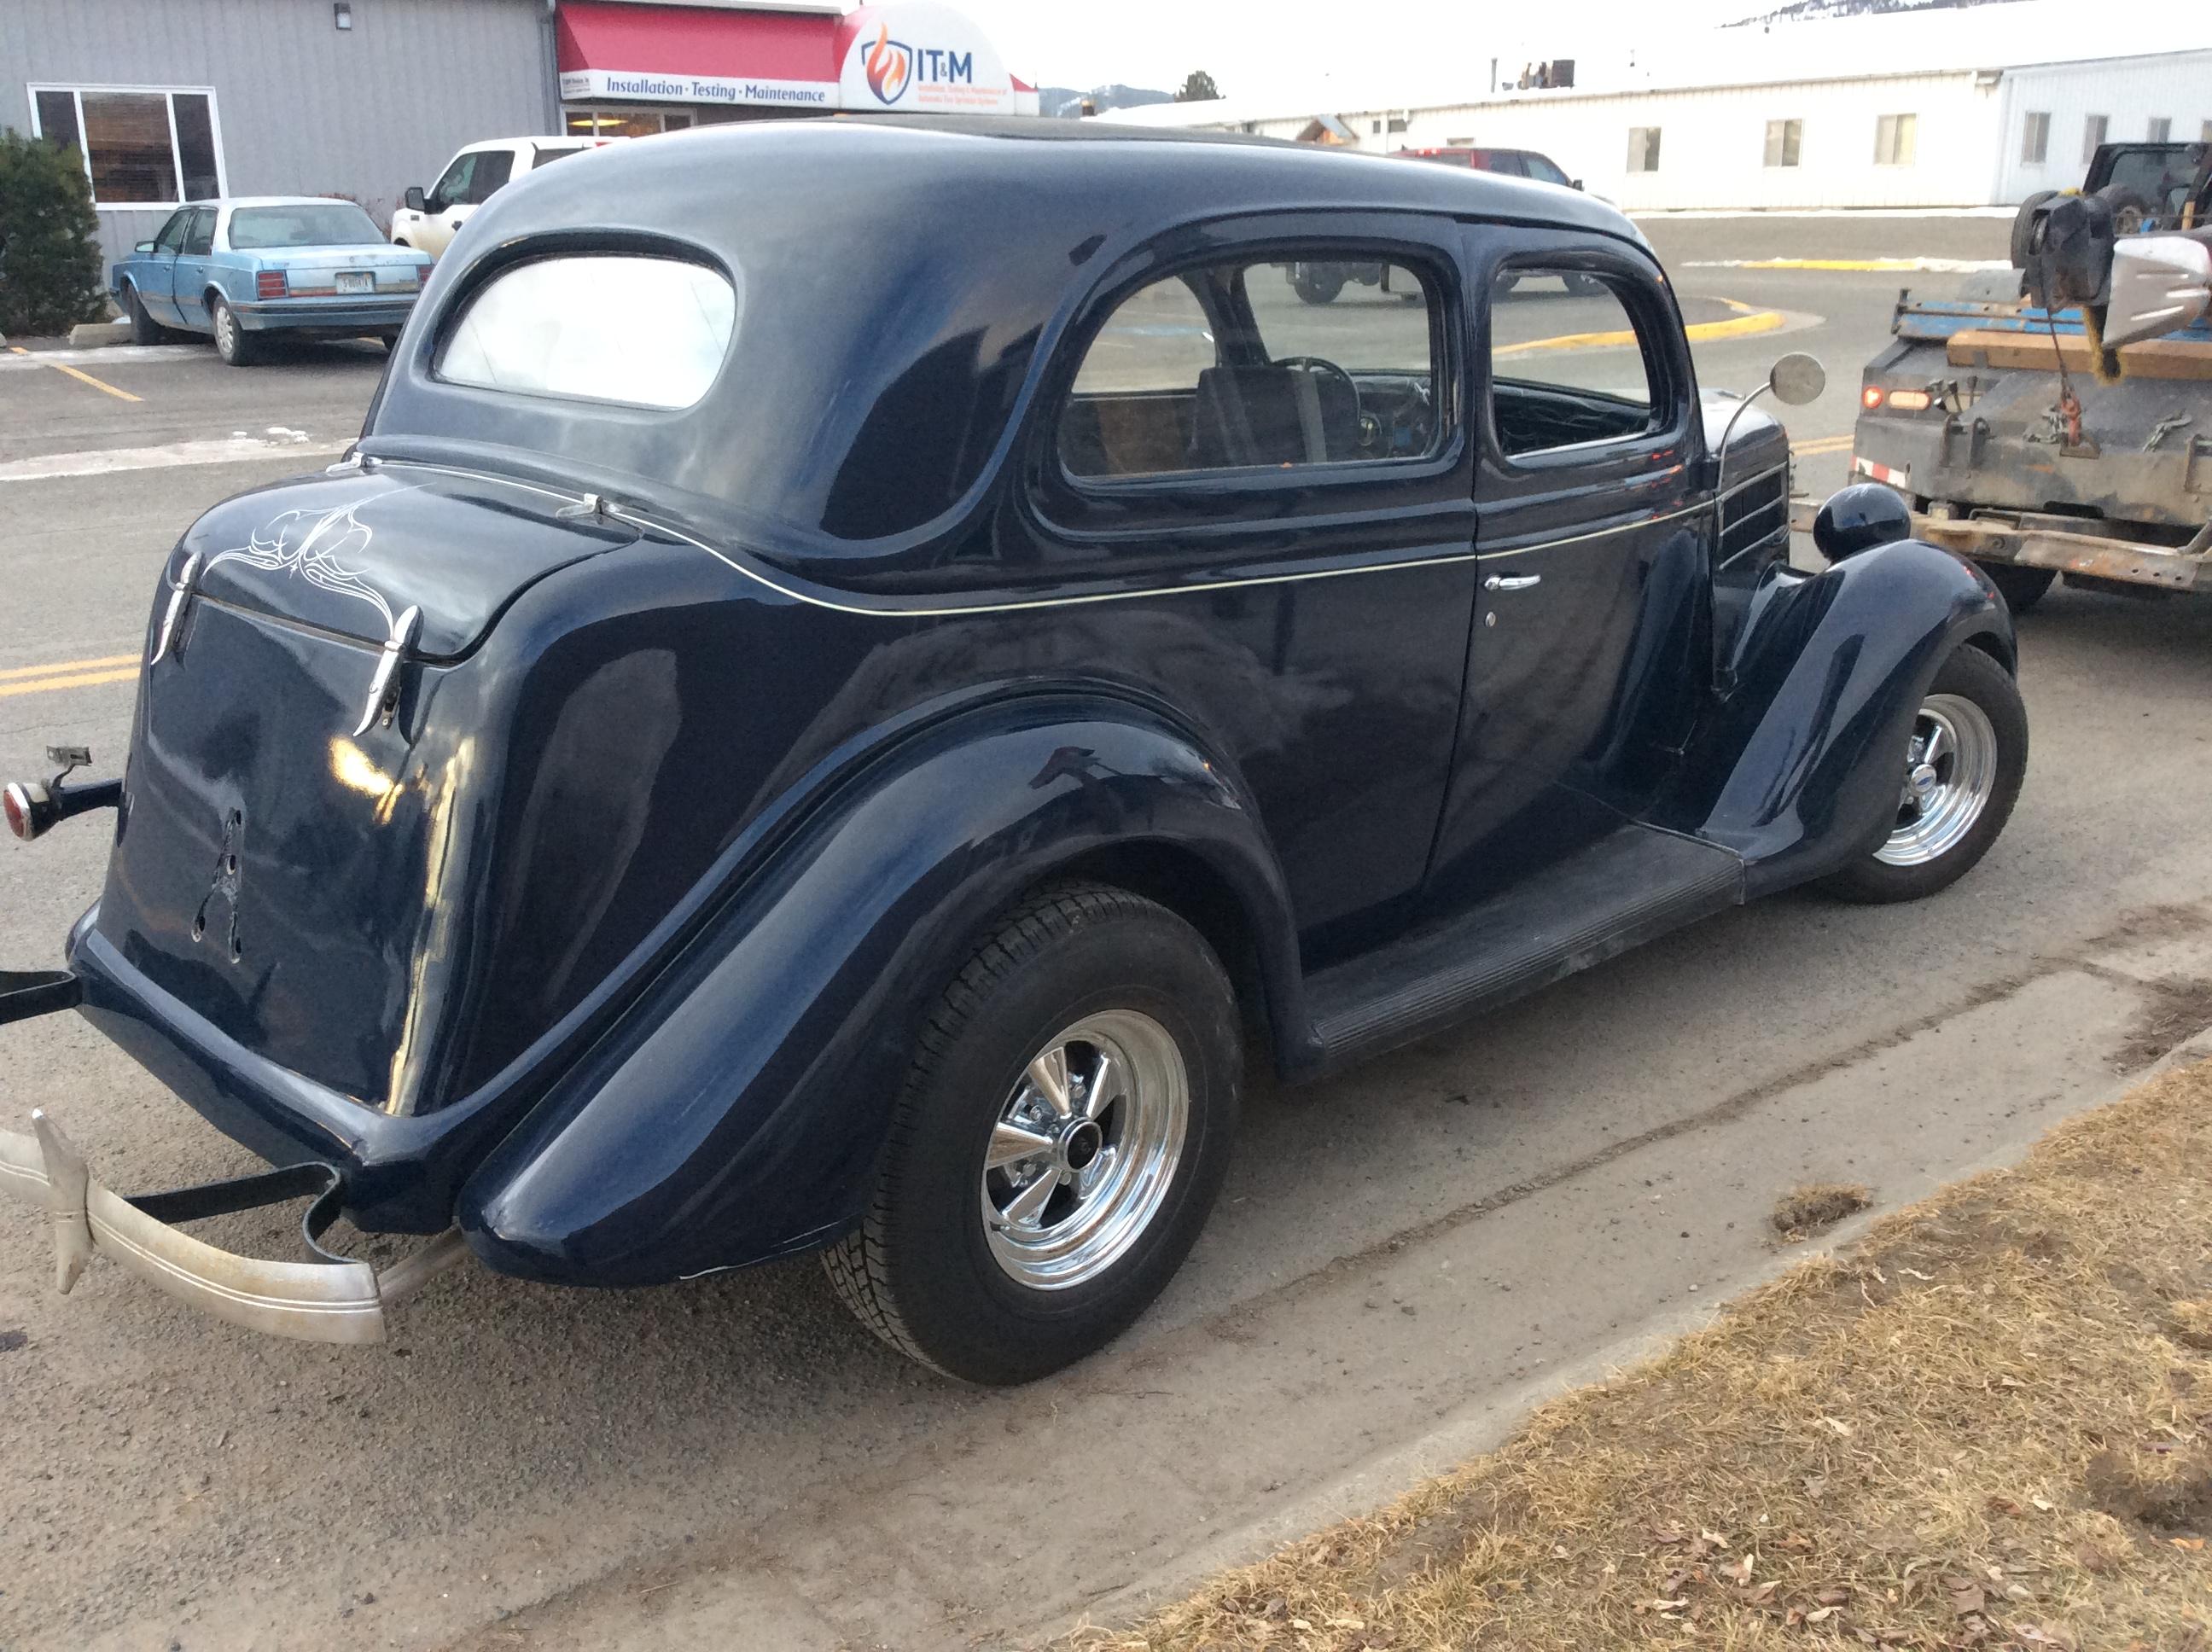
[371,115,1654,561]
[174,196,381,211]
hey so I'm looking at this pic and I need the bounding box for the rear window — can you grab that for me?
[436,254,737,410]
[229,203,382,249]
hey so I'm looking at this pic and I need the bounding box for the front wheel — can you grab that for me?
[209,296,257,366]
[824,882,1241,1384]
[123,283,168,345]
[1819,645,2027,905]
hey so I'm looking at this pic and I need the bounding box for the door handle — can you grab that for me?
[1482,573,1542,591]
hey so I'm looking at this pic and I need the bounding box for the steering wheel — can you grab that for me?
[1272,355,1365,454]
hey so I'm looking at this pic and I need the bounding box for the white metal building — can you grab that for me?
[1103,9,2211,212]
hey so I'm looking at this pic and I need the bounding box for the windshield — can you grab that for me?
[230,203,384,250]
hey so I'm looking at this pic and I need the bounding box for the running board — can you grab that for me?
[1309,826,1745,1066]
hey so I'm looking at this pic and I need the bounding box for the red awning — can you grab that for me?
[556,2,839,82]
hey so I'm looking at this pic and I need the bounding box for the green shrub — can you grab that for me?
[0,131,107,336]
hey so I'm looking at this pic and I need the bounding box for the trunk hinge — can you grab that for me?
[351,604,422,738]
[148,551,202,666]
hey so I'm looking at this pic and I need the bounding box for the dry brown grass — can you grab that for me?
[1771,1183,1874,1242]
[1063,1058,2212,1652]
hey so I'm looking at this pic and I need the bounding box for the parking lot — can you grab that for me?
[4,212,2212,1652]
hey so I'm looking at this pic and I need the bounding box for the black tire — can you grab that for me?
[210,295,257,366]
[1974,561,2056,614]
[1292,265,1346,305]
[1819,645,2027,905]
[2009,189,2057,269]
[2093,183,2161,236]
[824,881,1242,1385]
[123,282,167,345]
[1563,273,1607,298]
[376,332,401,352]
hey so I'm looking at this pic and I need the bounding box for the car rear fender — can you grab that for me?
[1669,538,2012,896]
[455,695,1298,1287]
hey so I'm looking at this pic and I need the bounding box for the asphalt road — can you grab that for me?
[3,213,2210,1652]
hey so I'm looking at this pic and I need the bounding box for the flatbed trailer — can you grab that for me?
[1834,291,2212,606]
[1807,141,2212,611]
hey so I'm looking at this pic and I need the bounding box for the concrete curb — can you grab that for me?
[65,318,133,348]
[1045,1026,2212,1646]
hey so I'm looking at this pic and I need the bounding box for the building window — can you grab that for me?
[28,85,224,206]
[1873,113,1917,166]
[1763,119,1802,167]
[2147,117,2171,143]
[1626,126,1662,173]
[2021,111,2049,164]
[2082,113,2108,162]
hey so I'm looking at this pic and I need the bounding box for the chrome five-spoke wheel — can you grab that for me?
[1876,692,1998,867]
[824,882,1240,1384]
[1821,645,2025,905]
[981,1010,1188,1289]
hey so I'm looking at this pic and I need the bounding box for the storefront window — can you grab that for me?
[564,108,687,139]
[29,85,225,206]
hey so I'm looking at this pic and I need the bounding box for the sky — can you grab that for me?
[954,0,1778,101]
[948,0,2212,106]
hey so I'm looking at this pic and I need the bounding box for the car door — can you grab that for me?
[170,207,219,333]
[134,208,192,324]
[1032,213,1478,964]
[1423,228,1709,910]
[428,146,515,256]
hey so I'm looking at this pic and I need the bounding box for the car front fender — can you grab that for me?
[455,695,1296,1287]
[1668,538,2013,895]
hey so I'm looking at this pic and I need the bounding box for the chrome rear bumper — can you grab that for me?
[0,1109,463,1345]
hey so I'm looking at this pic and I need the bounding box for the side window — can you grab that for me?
[1522,154,1572,186]
[1058,253,1441,480]
[152,208,191,253]
[430,151,476,209]
[182,208,215,256]
[461,149,515,204]
[1488,266,1657,458]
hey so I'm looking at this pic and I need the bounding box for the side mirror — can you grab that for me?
[1769,352,1827,406]
[1570,177,1585,191]
[134,241,155,254]
[404,185,428,213]
[2101,234,2210,349]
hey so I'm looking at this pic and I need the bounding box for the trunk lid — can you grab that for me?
[96,462,637,1112]
[180,463,633,659]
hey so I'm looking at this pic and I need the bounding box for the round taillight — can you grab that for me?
[3,782,32,842]
[1860,385,1885,410]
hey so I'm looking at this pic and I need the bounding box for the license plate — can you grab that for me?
[335,270,374,295]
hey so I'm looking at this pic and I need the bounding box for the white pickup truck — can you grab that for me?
[390,136,620,258]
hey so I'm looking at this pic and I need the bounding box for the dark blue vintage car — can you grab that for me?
[2,120,2023,1384]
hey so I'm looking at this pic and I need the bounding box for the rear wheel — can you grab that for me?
[824,882,1241,1385]
[1819,645,2027,905]
[1974,561,2056,614]
[123,283,168,345]
[210,295,257,366]
[1291,265,1346,305]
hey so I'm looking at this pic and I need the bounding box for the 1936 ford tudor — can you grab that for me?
[0,119,2026,1384]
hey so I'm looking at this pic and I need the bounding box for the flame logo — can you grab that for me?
[864,23,911,104]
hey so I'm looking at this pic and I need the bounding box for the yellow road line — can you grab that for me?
[9,342,143,402]
[0,653,140,683]
[1791,434,1855,457]
[1498,306,1786,357]
[0,666,141,700]
[41,358,142,403]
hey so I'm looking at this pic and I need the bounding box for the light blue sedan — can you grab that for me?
[111,197,434,367]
